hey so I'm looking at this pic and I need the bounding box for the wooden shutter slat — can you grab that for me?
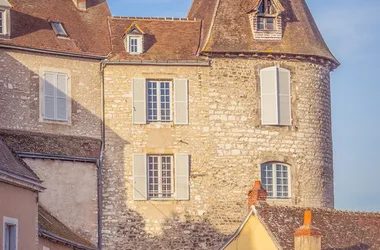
[132,78,147,124]
[278,68,291,125]
[174,78,189,125]
[133,154,147,200]
[260,67,278,125]
[175,153,190,200]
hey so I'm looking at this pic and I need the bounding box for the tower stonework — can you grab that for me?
[102,0,338,248]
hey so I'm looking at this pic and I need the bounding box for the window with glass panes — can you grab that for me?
[129,37,138,53]
[257,17,275,30]
[147,80,171,122]
[148,155,173,199]
[261,163,290,199]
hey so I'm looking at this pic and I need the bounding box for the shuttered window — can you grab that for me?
[132,78,189,125]
[133,153,190,200]
[3,217,17,250]
[43,72,68,121]
[260,67,291,125]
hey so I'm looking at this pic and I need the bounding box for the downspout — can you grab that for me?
[97,61,106,250]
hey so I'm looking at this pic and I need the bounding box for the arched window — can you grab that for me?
[260,162,290,199]
[260,66,291,126]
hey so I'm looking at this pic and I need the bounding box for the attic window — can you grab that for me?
[0,6,10,39]
[51,22,68,37]
[258,17,275,31]
[125,24,144,55]
[0,10,4,34]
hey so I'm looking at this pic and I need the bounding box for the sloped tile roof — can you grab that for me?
[38,205,96,250]
[188,0,339,65]
[0,129,101,159]
[0,138,40,182]
[108,17,203,61]
[256,203,380,250]
[0,0,111,57]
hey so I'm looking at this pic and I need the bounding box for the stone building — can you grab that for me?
[0,0,340,249]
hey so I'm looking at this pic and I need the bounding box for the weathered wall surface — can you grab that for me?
[0,49,102,138]
[26,159,98,244]
[38,238,72,250]
[0,182,38,250]
[102,58,334,249]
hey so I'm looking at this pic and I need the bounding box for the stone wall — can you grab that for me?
[0,49,102,138]
[102,58,334,249]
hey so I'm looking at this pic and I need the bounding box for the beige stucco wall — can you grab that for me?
[0,49,102,138]
[224,215,278,250]
[102,58,334,249]
[25,159,98,244]
[0,182,38,250]
[38,238,72,250]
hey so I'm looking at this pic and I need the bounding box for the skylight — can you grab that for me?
[50,22,68,37]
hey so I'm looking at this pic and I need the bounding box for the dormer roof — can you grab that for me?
[125,22,145,35]
[188,0,339,67]
[248,0,285,14]
[0,0,11,8]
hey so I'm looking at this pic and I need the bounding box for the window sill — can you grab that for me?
[40,118,72,126]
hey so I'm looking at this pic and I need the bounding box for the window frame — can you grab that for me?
[50,21,69,37]
[147,155,174,200]
[127,35,143,55]
[3,217,18,250]
[260,162,291,200]
[146,80,173,123]
[0,9,4,35]
[257,16,276,31]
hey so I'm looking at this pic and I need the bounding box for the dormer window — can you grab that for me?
[249,0,284,41]
[50,21,68,38]
[0,0,11,39]
[124,23,144,55]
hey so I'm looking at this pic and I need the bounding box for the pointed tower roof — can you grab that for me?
[188,0,339,68]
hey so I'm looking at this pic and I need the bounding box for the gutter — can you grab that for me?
[40,230,96,250]
[17,152,98,163]
[102,59,210,66]
[0,44,107,60]
[97,61,107,250]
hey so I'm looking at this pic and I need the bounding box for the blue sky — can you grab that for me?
[108,0,380,211]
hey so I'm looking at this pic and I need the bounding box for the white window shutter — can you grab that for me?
[56,74,68,121]
[260,67,278,125]
[175,153,190,200]
[43,73,56,120]
[278,68,292,125]
[133,154,147,200]
[174,78,189,125]
[132,78,147,124]
[138,36,144,54]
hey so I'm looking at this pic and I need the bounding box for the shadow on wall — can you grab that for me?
[0,50,229,249]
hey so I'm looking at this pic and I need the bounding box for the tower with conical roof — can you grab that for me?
[100,0,340,248]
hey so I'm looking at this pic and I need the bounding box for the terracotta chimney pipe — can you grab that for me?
[294,210,322,250]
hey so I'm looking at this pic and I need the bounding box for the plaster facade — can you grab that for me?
[0,182,38,250]
[26,159,98,243]
[101,58,334,249]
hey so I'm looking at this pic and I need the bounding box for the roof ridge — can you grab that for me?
[264,204,380,216]
[111,16,199,22]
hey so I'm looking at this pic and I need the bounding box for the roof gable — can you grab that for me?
[0,0,11,8]
[125,23,145,35]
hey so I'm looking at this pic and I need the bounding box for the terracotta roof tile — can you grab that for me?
[256,204,380,250]
[0,129,101,159]
[0,138,41,182]
[108,17,203,61]
[0,0,111,56]
[38,205,96,250]
[188,0,339,65]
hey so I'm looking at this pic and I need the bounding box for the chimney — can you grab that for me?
[247,181,267,209]
[73,0,87,10]
[294,210,322,250]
